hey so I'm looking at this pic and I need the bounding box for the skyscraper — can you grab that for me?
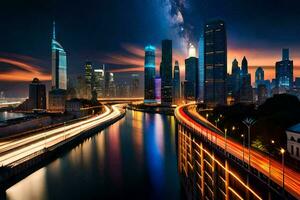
[255,67,265,87]
[204,20,227,106]
[85,61,93,98]
[155,76,162,103]
[184,44,199,101]
[144,45,156,103]
[230,59,241,97]
[51,21,67,90]
[198,34,205,102]
[160,39,173,105]
[238,56,253,104]
[29,78,46,110]
[275,48,293,90]
[130,74,140,97]
[241,56,248,75]
[94,65,105,98]
[173,61,180,104]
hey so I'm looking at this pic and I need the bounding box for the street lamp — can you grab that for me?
[241,134,245,163]
[280,148,285,198]
[224,128,228,155]
[215,119,219,127]
[242,118,256,171]
[268,140,275,187]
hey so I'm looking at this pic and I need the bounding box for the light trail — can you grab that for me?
[0,105,123,167]
[175,104,300,200]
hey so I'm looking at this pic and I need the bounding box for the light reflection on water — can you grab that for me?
[6,110,181,200]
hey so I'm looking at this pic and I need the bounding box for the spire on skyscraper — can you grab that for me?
[53,21,56,40]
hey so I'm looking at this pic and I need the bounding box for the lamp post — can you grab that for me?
[268,140,275,186]
[280,148,285,198]
[241,134,245,163]
[224,128,228,155]
[242,118,256,171]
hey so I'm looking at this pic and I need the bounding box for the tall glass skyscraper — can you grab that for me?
[144,45,156,103]
[173,60,180,104]
[184,44,199,101]
[204,20,227,107]
[85,61,93,98]
[276,48,293,89]
[198,34,205,102]
[160,40,173,105]
[51,21,67,90]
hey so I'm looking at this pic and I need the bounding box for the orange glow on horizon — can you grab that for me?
[0,57,51,82]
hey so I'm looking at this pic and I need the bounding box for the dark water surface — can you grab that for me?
[6,110,182,200]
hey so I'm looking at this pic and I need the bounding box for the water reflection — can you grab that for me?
[6,110,181,200]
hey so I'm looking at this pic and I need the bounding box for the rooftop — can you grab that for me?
[287,123,300,134]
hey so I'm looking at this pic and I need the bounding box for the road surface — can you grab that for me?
[0,105,123,167]
[175,104,300,199]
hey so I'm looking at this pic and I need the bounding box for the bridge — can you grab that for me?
[98,97,143,104]
[175,103,300,200]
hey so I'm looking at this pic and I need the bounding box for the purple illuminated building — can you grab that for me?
[155,77,161,103]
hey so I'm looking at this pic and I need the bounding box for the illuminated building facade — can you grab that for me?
[184,44,199,101]
[173,61,180,104]
[160,39,173,105]
[155,77,161,103]
[255,67,264,87]
[51,21,67,90]
[198,34,205,102]
[85,61,93,98]
[29,78,46,110]
[275,48,293,90]
[144,45,156,103]
[94,65,105,98]
[204,20,227,106]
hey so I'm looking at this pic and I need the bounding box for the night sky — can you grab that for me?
[1,0,300,97]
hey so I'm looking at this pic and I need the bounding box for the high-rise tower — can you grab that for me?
[204,20,227,106]
[51,21,67,90]
[173,61,180,104]
[144,45,156,103]
[160,39,173,105]
[275,48,293,90]
[198,34,205,102]
[184,44,199,102]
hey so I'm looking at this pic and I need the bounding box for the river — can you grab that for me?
[5,110,182,200]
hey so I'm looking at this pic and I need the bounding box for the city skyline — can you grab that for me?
[1,0,300,98]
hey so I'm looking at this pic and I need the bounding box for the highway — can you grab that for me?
[175,103,300,199]
[0,105,123,167]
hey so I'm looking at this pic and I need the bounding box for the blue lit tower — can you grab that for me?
[275,48,293,90]
[204,20,227,106]
[51,21,67,90]
[144,45,156,103]
[198,34,205,102]
[160,39,173,105]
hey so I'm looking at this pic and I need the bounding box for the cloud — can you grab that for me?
[0,55,51,82]
[99,43,186,74]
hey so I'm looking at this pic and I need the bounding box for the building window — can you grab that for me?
[291,145,294,155]
[298,138,300,143]
[297,148,299,157]
[291,136,296,141]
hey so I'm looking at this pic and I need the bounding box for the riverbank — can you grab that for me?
[0,105,126,191]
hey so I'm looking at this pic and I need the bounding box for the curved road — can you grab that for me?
[175,103,300,200]
[0,105,123,167]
